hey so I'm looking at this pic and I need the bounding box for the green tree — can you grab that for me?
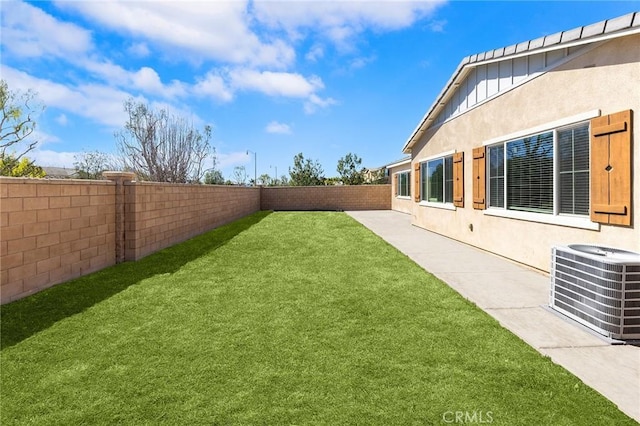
[257,173,273,186]
[202,148,224,184]
[1,80,45,176]
[324,176,342,186]
[204,169,224,184]
[288,152,324,186]
[0,155,45,178]
[74,150,115,179]
[336,152,364,185]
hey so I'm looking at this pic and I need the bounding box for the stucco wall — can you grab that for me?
[261,185,390,211]
[407,35,640,271]
[1,178,116,303]
[388,164,413,214]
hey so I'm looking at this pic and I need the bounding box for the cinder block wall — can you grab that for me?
[125,183,261,261]
[1,178,389,304]
[1,178,116,303]
[261,185,391,211]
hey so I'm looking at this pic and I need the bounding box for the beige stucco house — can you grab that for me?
[391,12,640,272]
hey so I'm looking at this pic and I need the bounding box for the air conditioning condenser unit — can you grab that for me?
[550,244,640,340]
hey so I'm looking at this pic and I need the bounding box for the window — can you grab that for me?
[396,171,410,197]
[507,131,554,214]
[487,122,589,216]
[558,125,589,215]
[488,145,504,208]
[421,155,454,204]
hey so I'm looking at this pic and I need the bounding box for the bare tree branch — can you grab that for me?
[115,99,211,183]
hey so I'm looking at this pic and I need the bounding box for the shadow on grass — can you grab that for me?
[0,211,272,350]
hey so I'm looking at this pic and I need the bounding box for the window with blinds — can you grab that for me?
[558,125,589,215]
[488,145,504,208]
[486,122,590,216]
[506,132,554,214]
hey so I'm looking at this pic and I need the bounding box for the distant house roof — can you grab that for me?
[403,12,640,153]
[43,166,78,179]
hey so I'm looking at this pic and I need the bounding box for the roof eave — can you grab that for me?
[402,57,471,153]
[385,158,412,169]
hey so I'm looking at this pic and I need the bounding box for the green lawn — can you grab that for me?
[1,212,635,425]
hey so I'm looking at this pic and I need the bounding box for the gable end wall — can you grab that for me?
[407,34,640,271]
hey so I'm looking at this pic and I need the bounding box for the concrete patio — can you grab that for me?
[347,210,640,422]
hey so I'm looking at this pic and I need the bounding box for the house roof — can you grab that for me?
[384,156,412,169]
[402,12,640,154]
[43,166,78,178]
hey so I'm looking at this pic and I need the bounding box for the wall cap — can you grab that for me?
[103,171,136,181]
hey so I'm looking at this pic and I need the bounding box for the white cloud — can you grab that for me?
[305,44,325,62]
[265,121,292,135]
[130,67,164,93]
[253,0,447,46]
[228,69,334,113]
[51,0,445,67]
[304,94,338,114]
[29,149,78,168]
[127,42,150,58]
[55,0,295,68]
[81,59,130,85]
[216,151,251,171]
[230,69,323,98]
[2,65,132,128]
[3,3,187,100]
[349,55,376,71]
[194,72,234,102]
[3,0,440,129]
[130,67,186,98]
[1,0,93,59]
[81,60,187,99]
[2,127,59,162]
[145,100,206,128]
[427,19,447,33]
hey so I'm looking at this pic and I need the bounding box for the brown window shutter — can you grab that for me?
[590,109,632,226]
[453,152,464,207]
[393,174,398,196]
[413,162,421,202]
[472,147,486,210]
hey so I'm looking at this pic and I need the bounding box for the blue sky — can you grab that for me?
[2,1,638,181]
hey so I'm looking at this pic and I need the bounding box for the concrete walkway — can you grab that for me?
[347,210,640,422]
